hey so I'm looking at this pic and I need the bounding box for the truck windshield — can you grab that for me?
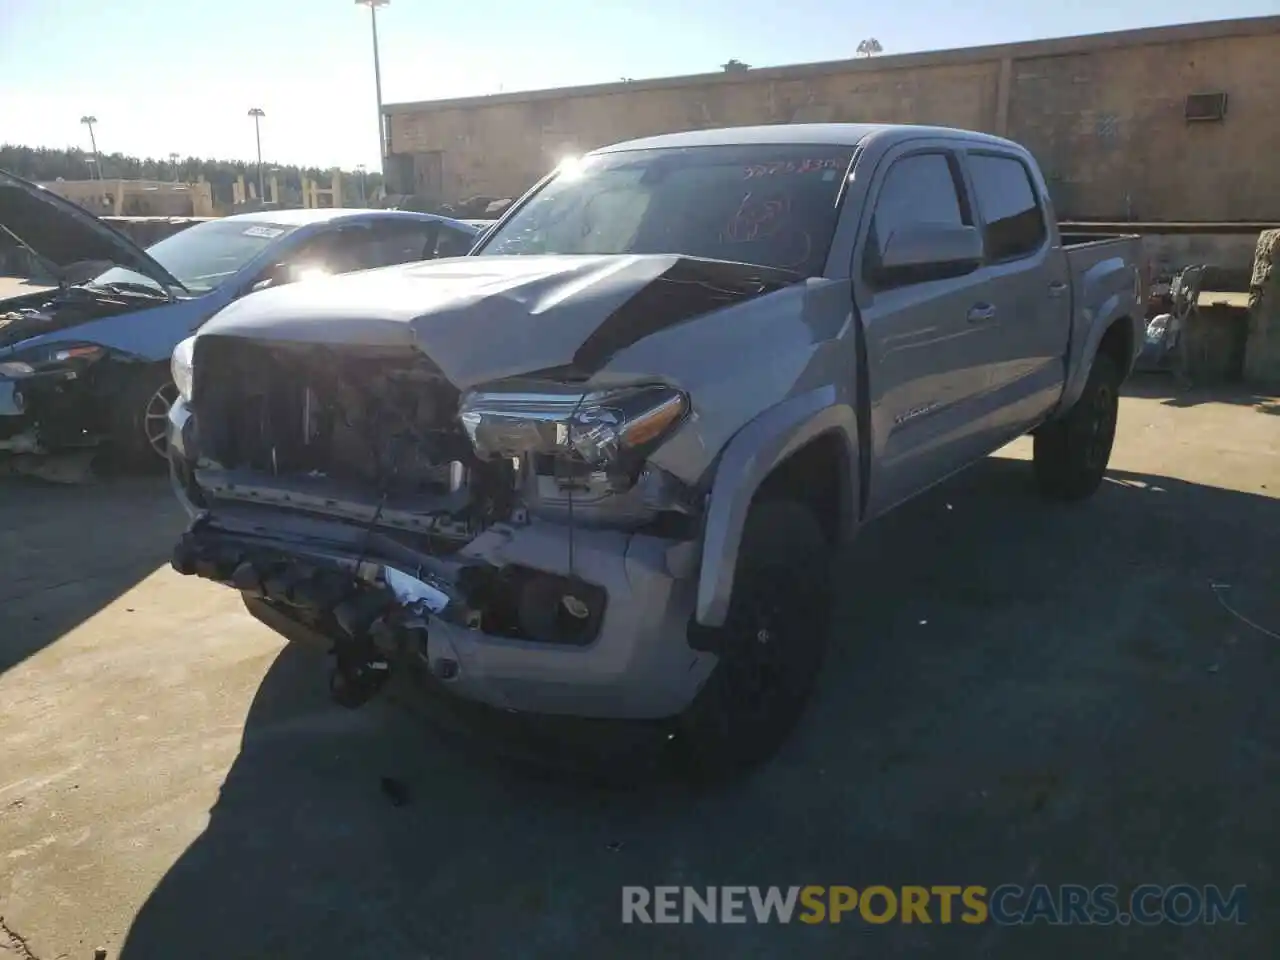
[475,144,854,277]
[92,219,299,295]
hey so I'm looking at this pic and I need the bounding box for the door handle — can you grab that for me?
[1048,281,1068,298]
[967,303,997,324]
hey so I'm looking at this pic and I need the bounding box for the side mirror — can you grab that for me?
[874,223,984,287]
[247,263,327,295]
[247,262,290,294]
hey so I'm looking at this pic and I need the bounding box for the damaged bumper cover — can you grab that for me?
[171,514,713,720]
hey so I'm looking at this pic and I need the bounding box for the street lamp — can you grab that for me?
[355,0,389,162]
[247,108,266,202]
[79,115,100,179]
[356,163,367,205]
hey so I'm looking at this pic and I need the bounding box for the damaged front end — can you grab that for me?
[170,334,711,719]
[0,292,171,457]
[1,167,187,459]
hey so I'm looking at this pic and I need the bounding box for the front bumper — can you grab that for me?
[166,399,717,721]
[0,379,39,452]
[0,367,111,455]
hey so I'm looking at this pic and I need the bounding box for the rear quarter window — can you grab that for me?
[967,154,1046,262]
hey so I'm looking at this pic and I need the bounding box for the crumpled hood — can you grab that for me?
[198,253,802,388]
[0,168,182,292]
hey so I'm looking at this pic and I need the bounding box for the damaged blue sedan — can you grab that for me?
[0,170,478,467]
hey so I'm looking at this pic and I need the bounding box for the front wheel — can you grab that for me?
[674,499,833,782]
[1033,353,1120,501]
[109,364,179,471]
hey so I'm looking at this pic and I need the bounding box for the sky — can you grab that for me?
[2,0,1276,171]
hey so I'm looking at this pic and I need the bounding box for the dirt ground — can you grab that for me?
[1,382,1277,960]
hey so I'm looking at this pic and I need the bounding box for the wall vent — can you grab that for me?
[1184,92,1228,122]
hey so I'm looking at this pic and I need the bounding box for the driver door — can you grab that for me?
[854,144,1006,516]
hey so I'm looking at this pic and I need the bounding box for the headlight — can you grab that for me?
[0,343,104,379]
[459,383,688,467]
[171,336,196,402]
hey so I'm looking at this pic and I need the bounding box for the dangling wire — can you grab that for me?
[564,390,590,580]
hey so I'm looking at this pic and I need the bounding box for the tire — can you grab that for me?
[109,363,179,471]
[674,499,833,782]
[1033,353,1120,502]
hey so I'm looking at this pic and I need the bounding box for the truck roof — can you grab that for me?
[595,123,1024,154]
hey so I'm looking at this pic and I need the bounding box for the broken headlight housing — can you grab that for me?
[459,382,688,469]
[0,342,105,379]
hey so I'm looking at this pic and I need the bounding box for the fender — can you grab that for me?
[1054,255,1143,416]
[695,386,860,627]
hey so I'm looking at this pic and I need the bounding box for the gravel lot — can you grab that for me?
[2,382,1277,960]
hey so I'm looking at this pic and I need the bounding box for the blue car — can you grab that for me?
[0,169,479,467]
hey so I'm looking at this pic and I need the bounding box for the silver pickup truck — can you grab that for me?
[166,124,1144,779]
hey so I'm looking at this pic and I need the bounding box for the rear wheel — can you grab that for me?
[109,364,178,471]
[1033,353,1120,501]
[675,499,832,782]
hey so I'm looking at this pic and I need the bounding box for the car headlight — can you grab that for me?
[458,382,688,468]
[171,336,196,403]
[0,343,105,379]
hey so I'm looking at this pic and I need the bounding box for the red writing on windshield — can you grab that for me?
[725,192,790,242]
[742,158,842,179]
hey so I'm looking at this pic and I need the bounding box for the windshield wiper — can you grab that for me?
[79,280,171,299]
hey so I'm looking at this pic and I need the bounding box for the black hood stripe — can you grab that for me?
[571,256,801,373]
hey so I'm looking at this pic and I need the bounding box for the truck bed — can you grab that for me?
[1062,233,1143,302]
[1060,231,1146,382]
[1060,232,1133,249]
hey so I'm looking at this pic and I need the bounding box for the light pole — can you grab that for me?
[79,115,100,179]
[355,0,389,162]
[356,163,367,205]
[247,108,266,202]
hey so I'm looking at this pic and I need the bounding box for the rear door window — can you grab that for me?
[966,154,1046,262]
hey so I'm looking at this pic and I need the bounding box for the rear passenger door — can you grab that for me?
[854,143,1006,517]
[960,150,1071,440]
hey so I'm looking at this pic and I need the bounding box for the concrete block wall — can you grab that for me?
[386,16,1280,223]
[1244,230,1280,385]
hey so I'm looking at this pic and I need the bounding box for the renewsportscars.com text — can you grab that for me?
[622,884,1248,926]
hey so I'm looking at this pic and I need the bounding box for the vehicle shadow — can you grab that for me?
[0,476,183,675]
[118,455,1279,960]
[1124,373,1280,412]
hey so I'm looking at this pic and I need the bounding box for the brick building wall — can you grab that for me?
[385,16,1280,221]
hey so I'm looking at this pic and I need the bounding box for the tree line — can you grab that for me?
[0,143,386,209]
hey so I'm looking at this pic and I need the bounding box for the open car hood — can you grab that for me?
[0,168,184,292]
[197,254,803,387]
